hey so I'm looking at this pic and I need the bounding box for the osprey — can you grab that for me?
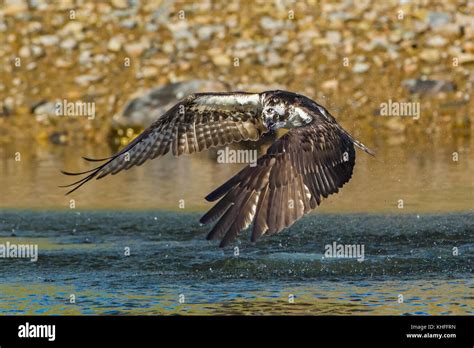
[61,90,375,247]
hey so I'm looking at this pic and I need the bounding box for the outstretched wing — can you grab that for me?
[61,92,267,194]
[200,119,357,247]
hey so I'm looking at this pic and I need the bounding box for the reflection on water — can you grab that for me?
[0,279,472,315]
[0,135,472,212]
[0,211,472,315]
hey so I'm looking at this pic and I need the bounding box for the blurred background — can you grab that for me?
[0,0,472,211]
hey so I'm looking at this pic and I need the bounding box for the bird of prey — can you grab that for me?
[61,90,374,247]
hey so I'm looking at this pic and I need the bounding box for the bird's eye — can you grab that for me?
[267,107,275,114]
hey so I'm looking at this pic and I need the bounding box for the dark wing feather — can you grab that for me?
[200,120,357,247]
[61,92,267,195]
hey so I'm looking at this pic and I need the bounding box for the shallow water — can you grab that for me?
[0,136,473,213]
[0,211,472,315]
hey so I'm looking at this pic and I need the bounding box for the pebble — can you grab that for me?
[326,31,342,45]
[120,19,137,29]
[78,50,93,64]
[197,25,224,41]
[60,22,84,37]
[426,36,447,47]
[19,46,31,58]
[458,53,474,65]
[321,79,339,91]
[419,49,440,63]
[55,58,73,68]
[60,38,77,50]
[107,37,123,52]
[212,54,231,66]
[32,101,56,116]
[427,12,451,28]
[352,62,370,73]
[260,16,285,31]
[75,74,102,86]
[112,0,129,9]
[38,35,59,46]
[402,79,455,95]
[265,51,282,66]
[31,45,44,57]
[138,66,159,79]
[124,42,147,56]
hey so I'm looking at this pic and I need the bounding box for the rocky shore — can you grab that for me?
[0,0,472,148]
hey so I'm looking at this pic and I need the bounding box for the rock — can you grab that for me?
[463,42,474,53]
[37,35,59,46]
[60,38,77,50]
[260,16,286,31]
[151,0,173,24]
[145,23,158,32]
[403,61,418,74]
[321,79,339,91]
[264,51,282,66]
[197,25,223,41]
[19,46,31,57]
[431,23,460,37]
[402,79,456,96]
[212,54,231,66]
[32,101,57,116]
[112,80,229,128]
[137,66,159,79]
[455,13,474,27]
[55,58,73,68]
[93,54,112,64]
[124,42,147,56]
[385,118,406,133]
[167,20,190,40]
[458,53,474,65]
[465,27,474,40]
[120,18,137,29]
[1,2,28,16]
[79,50,93,64]
[60,22,84,38]
[112,0,129,9]
[352,62,370,73]
[150,57,170,66]
[0,100,11,117]
[49,131,68,145]
[427,12,451,28]
[325,31,342,45]
[419,49,440,62]
[74,74,103,86]
[26,62,36,70]
[425,35,447,47]
[30,45,44,57]
[107,37,123,52]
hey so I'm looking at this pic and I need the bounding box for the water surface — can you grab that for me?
[0,211,472,315]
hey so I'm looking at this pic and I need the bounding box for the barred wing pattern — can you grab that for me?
[200,120,356,247]
[61,93,267,194]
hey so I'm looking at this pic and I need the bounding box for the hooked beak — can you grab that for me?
[265,119,286,131]
[265,118,275,130]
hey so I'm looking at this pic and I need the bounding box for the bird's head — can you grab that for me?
[261,90,313,130]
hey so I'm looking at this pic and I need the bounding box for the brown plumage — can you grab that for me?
[61,90,374,247]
